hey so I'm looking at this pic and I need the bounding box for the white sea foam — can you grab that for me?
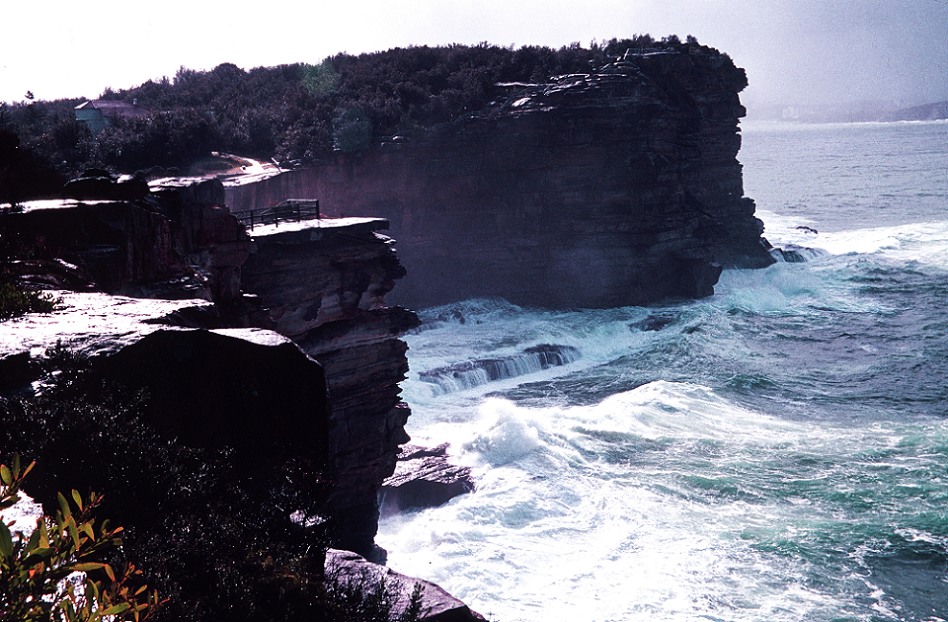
[809,219,948,266]
[379,383,854,621]
[463,398,543,466]
[381,121,948,621]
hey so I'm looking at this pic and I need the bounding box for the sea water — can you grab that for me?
[377,120,948,622]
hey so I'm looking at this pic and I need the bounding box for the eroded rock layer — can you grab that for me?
[2,184,422,560]
[240,218,420,559]
[226,46,774,309]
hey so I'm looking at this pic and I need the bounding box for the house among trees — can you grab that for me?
[74,99,148,133]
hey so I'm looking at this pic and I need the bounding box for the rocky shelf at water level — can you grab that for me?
[418,344,581,394]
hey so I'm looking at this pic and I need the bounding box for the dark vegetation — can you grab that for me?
[0,281,57,320]
[0,346,423,622]
[0,212,60,320]
[0,36,704,191]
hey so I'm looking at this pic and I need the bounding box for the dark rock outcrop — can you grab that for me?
[380,444,474,516]
[1,179,250,305]
[94,328,330,462]
[0,293,328,465]
[327,549,486,622]
[630,313,678,332]
[225,45,773,309]
[240,217,420,560]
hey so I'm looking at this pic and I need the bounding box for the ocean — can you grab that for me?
[377,120,948,622]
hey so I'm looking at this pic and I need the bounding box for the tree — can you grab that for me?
[332,108,373,153]
[302,61,340,98]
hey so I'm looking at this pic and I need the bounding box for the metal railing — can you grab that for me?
[233,199,320,230]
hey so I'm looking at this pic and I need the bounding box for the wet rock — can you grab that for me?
[630,313,677,332]
[418,344,581,393]
[770,244,824,263]
[380,444,474,516]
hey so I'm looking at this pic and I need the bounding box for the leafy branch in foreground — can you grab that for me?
[0,454,164,622]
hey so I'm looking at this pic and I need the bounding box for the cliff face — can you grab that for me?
[226,46,774,309]
[240,218,420,560]
[2,183,419,561]
[1,180,249,304]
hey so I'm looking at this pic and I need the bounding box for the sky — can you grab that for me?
[3,0,947,116]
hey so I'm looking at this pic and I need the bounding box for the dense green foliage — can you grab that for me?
[1,36,689,181]
[0,348,423,622]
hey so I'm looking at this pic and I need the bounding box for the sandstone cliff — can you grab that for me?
[1,179,249,304]
[1,182,420,562]
[240,217,420,559]
[225,44,773,309]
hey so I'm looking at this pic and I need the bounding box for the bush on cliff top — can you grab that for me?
[0,281,58,320]
[0,348,422,622]
[2,35,729,180]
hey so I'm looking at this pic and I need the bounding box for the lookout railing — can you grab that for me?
[233,199,320,230]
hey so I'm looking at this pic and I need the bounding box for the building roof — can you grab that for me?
[74,99,148,118]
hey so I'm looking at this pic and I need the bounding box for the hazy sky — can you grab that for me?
[3,0,947,115]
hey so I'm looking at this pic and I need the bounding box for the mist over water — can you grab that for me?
[379,121,948,622]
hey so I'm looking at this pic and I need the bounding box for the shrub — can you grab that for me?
[0,348,424,622]
[0,281,58,321]
[0,454,164,622]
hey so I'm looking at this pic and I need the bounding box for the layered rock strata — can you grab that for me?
[225,45,774,309]
[2,183,421,560]
[1,179,249,305]
[239,217,420,560]
[0,180,467,608]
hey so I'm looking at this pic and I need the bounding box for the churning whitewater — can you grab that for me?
[378,120,948,622]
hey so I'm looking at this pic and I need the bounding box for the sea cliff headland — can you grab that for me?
[225,42,774,308]
[1,37,772,622]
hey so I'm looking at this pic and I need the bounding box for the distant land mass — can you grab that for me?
[882,100,948,122]
[750,99,948,123]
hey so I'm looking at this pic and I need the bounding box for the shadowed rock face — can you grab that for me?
[0,292,329,467]
[226,46,774,309]
[95,328,330,463]
[241,218,420,560]
[327,549,486,622]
